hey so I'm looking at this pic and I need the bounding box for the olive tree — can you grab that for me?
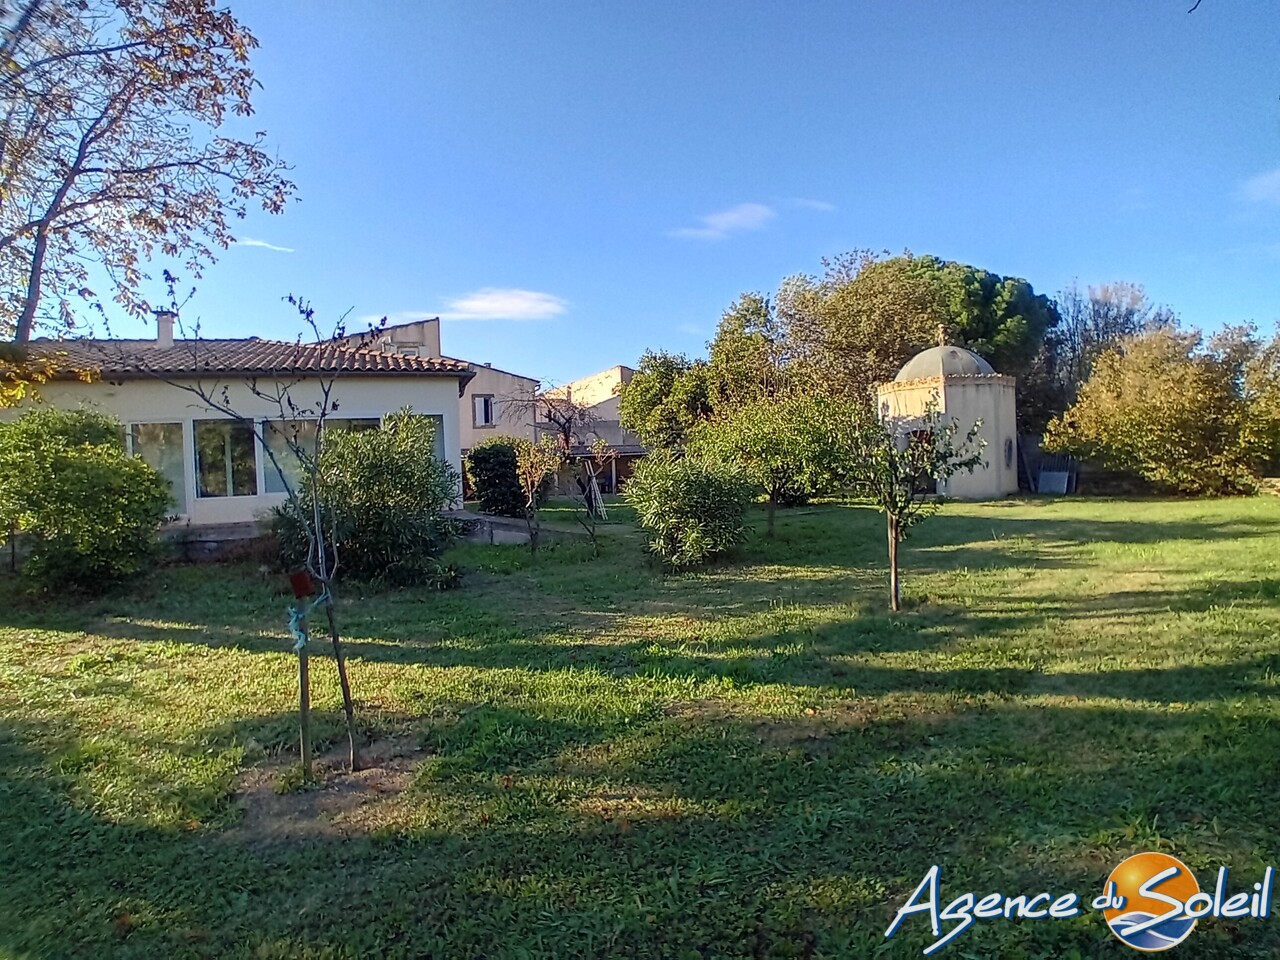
[832,399,983,611]
[689,391,840,537]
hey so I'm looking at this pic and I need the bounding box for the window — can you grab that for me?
[400,413,447,461]
[262,418,379,495]
[127,422,186,513]
[426,414,445,460]
[472,394,495,428]
[195,419,258,497]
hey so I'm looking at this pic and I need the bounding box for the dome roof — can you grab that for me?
[894,344,995,381]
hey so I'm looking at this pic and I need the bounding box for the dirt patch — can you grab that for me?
[224,736,429,845]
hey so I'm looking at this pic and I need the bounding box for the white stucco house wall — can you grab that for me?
[17,314,475,527]
[877,344,1019,500]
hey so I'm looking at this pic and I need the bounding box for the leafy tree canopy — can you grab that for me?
[688,391,842,535]
[707,292,788,405]
[617,350,711,450]
[778,251,1058,400]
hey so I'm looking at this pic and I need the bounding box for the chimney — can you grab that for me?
[154,309,176,349]
[422,317,441,357]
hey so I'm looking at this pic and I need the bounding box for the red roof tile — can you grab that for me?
[29,337,475,382]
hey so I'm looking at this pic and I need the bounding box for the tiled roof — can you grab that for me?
[29,337,474,381]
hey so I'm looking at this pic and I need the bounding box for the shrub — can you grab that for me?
[624,450,754,568]
[274,409,462,588]
[0,408,170,593]
[464,437,526,517]
[464,436,556,518]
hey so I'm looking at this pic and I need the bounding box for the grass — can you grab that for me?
[2,496,1280,958]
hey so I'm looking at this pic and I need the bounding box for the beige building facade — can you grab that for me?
[877,345,1018,500]
[340,317,539,451]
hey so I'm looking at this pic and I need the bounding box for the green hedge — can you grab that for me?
[274,409,460,588]
[0,408,170,593]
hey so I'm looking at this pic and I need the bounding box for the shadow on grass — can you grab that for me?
[4,686,1280,959]
[3,562,1279,711]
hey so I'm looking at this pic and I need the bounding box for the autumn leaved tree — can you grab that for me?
[1,0,293,342]
[1043,326,1277,496]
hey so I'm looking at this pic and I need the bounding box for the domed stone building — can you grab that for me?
[876,344,1018,499]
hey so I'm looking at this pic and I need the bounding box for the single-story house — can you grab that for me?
[17,313,475,526]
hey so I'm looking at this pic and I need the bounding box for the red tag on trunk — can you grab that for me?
[288,570,314,599]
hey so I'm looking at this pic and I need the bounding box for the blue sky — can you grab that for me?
[108,1,1280,387]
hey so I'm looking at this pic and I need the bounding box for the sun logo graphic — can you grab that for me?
[1101,853,1200,952]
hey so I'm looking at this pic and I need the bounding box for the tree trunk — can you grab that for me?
[887,514,901,612]
[298,643,313,780]
[14,222,50,343]
[526,502,540,556]
[324,600,362,772]
[14,125,91,343]
[766,495,777,539]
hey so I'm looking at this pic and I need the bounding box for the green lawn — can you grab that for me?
[3,497,1280,958]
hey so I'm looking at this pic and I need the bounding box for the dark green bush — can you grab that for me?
[464,437,525,517]
[274,409,461,588]
[0,408,170,593]
[464,436,552,517]
[624,450,754,568]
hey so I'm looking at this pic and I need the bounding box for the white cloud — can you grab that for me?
[788,197,836,212]
[233,236,294,253]
[439,288,568,321]
[355,289,568,329]
[670,202,776,241]
[1239,168,1280,205]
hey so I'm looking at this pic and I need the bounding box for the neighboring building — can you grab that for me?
[337,317,539,452]
[877,344,1018,500]
[18,313,474,526]
[540,364,644,494]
